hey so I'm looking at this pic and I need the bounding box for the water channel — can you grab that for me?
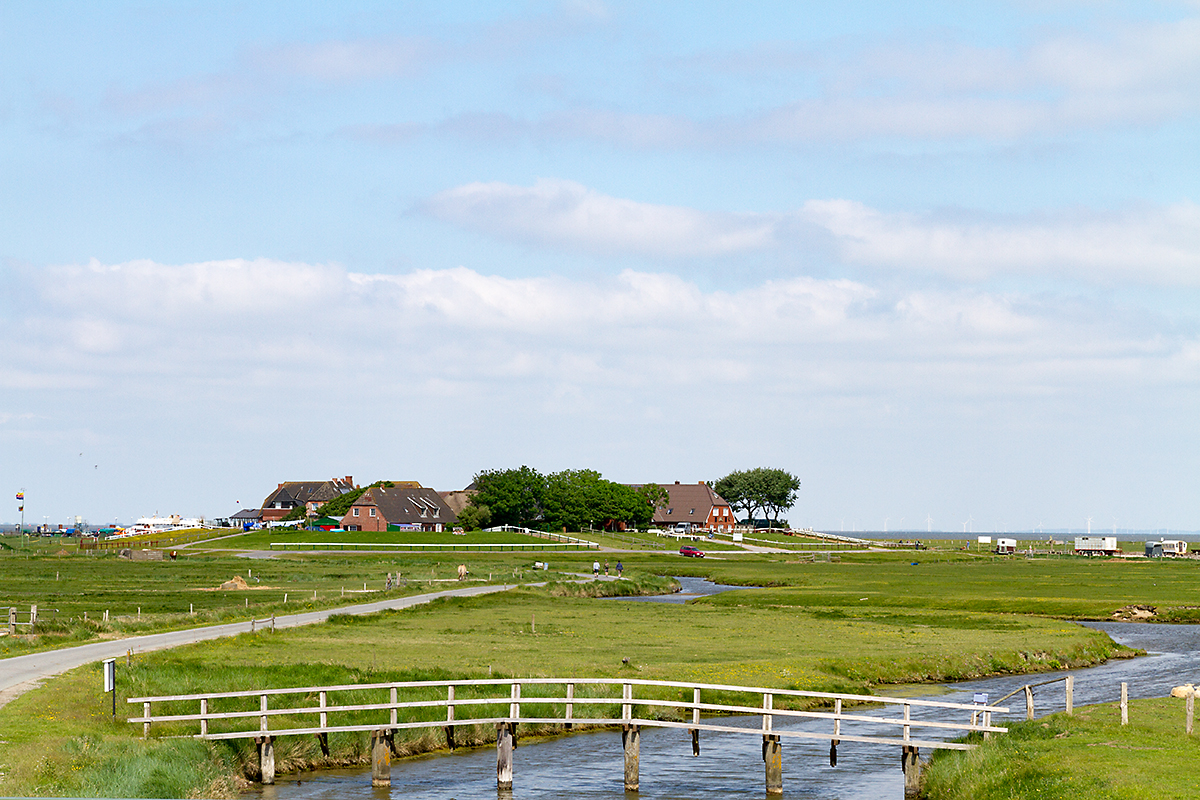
[257,581,1200,800]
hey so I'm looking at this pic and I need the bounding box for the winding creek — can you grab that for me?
[256,581,1200,800]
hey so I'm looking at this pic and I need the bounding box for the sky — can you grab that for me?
[1,1,1198,532]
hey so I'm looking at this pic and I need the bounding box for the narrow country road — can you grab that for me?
[0,583,514,709]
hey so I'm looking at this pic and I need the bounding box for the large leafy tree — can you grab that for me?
[542,469,654,531]
[714,468,800,528]
[469,466,547,528]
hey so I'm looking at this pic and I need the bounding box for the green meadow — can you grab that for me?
[3,533,1199,797]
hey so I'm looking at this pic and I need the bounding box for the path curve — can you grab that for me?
[0,583,514,709]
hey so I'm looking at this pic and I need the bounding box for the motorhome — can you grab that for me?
[994,538,1017,554]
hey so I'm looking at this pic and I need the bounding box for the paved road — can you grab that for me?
[0,583,514,709]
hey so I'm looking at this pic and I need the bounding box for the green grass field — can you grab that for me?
[924,699,1200,799]
[2,537,1197,798]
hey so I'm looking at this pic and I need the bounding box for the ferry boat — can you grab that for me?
[110,514,203,538]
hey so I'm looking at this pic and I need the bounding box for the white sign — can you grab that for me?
[732,532,743,542]
[103,658,116,693]
[977,536,992,544]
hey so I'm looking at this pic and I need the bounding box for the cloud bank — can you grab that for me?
[424,180,1200,286]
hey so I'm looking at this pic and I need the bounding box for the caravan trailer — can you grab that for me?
[994,538,1017,554]
[1075,536,1119,556]
[1162,540,1188,556]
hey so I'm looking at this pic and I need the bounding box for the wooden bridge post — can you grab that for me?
[1187,690,1194,735]
[623,724,640,792]
[370,729,391,787]
[1065,676,1073,715]
[496,722,514,790]
[1121,682,1128,725]
[445,685,456,749]
[1025,685,1034,720]
[565,683,574,730]
[901,745,920,798]
[763,735,782,795]
[258,736,275,785]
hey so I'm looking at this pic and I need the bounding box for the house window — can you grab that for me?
[353,508,360,517]
[369,508,376,517]
[689,509,695,515]
[667,508,673,515]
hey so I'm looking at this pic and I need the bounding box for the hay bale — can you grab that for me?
[220,575,251,590]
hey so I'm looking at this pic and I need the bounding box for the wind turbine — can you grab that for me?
[1086,516,1093,535]
[925,513,933,533]
[966,515,974,534]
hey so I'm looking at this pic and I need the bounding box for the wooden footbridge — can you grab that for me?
[130,678,1008,797]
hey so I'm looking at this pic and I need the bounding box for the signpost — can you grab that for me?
[103,658,116,718]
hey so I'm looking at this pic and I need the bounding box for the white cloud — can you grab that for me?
[423,179,782,258]
[424,180,1200,286]
[254,38,434,82]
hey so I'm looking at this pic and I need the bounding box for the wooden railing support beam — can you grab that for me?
[370,729,391,787]
[623,724,640,792]
[496,722,514,790]
[257,736,275,785]
[763,734,782,795]
[902,745,920,799]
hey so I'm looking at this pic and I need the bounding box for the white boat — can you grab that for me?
[110,515,203,538]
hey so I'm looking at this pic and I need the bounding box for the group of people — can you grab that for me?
[592,559,623,578]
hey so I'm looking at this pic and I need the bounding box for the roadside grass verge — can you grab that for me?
[923,698,1200,799]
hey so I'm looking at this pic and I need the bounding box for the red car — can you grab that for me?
[679,545,705,558]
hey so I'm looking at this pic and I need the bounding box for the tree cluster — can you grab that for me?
[713,468,801,528]
[468,466,667,531]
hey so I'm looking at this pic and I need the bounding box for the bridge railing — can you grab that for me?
[129,676,1006,749]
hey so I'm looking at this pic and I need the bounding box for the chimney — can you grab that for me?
[278,483,283,489]
[344,475,353,486]
[675,481,680,485]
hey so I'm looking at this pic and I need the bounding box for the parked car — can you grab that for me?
[679,545,705,558]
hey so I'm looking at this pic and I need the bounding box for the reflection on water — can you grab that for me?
[612,575,749,604]
[254,621,1200,800]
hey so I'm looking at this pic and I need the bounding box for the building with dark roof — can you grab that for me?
[341,484,458,532]
[646,481,735,532]
[260,476,356,522]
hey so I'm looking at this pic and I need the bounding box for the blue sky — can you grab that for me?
[2,1,1197,532]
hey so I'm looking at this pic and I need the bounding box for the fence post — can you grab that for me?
[511,682,521,720]
[1065,676,1073,715]
[445,685,456,749]
[1120,682,1128,726]
[1025,685,1034,720]
[260,694,268,734]
[143,701,151,738]
[623,683,633,724]
[390,687,398,727]
[623,724,640,792]
[496,722,514,790]
[200,698,208,737]
[565,683,574,730]
[1188,690,1195,735]
[902,745,921,798]
[692,687,701,756]
[764,734,782,795]
[370,729,391,787]
[7,607,14,635]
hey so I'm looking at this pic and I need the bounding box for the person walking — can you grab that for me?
[616,560,623,578]
[604,559,610,576]
[593,560,600,576]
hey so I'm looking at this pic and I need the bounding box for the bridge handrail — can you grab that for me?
[128,676,1007,713]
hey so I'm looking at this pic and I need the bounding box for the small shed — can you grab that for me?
[995,538,1017,554]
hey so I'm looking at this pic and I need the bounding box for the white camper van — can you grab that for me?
[994,538,1017,554]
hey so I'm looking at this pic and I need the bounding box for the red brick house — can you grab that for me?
[650,481,735,532]
[341,484,458,532]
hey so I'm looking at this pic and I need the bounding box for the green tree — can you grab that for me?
[542,470,653,531]
[636,483,670,520]
[469,467,546,528]
[714,468,800,528]
[456,504,491,531]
